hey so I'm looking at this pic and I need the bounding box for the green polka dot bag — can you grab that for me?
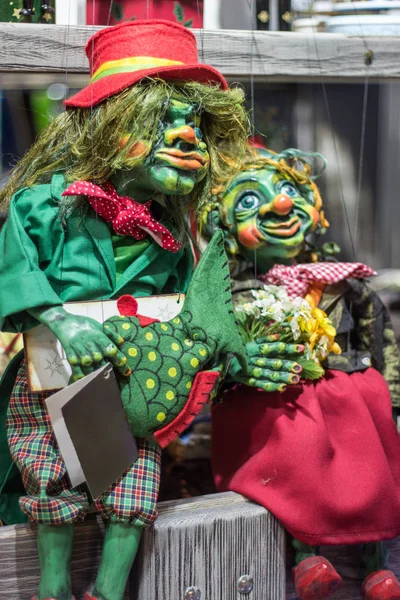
[104,231,247,445]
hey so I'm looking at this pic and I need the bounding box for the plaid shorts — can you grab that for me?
[6,362,161,526]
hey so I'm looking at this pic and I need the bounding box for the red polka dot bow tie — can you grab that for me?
[62,180,181,253]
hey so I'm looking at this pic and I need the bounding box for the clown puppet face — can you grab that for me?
[206,156,323,272]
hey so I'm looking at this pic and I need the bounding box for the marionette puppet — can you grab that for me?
[0,20,250,600]
[204,147,400,600]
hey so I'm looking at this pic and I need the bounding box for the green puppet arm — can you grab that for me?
[227,336,304,392]
[27,306,131,381]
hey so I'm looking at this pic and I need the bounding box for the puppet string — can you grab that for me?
[308,5,372,263]
[196,0,205,62]
[309,11,371,355]
[245,0,259,284]
[89,0,106,330]
[107,0,113,26]
[58,0,74,306]
[354,77,369,253]
[245,0,294,284]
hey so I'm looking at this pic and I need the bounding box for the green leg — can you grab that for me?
[361,542,387,577]
[292,538,318,565]
[37,523,74,600]
[93,522,142,600]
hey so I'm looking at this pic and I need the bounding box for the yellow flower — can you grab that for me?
[298,315,313,333]
[311,307,337,339]
[331,342,342,355]
[308,331,319,351]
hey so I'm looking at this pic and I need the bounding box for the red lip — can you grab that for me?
[264,217,301,238]
[156,149,208,171]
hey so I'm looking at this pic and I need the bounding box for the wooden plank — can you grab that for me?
[0,492,286,600]
[0,23,400,82]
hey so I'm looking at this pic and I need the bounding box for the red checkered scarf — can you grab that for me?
[62,180,181,253]
[259,262,376,299]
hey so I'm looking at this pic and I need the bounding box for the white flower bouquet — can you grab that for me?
[235,285,341,380]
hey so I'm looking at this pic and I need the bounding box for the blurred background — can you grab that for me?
[2,1,400,270]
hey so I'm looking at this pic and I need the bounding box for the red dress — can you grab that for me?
[212,368,400,546]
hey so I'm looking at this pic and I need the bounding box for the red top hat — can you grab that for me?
[65,20,228,108]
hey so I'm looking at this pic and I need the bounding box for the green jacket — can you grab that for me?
[0,172,193,333]
[0,172,194,524]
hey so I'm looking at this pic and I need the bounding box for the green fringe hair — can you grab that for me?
[0,78,250,244]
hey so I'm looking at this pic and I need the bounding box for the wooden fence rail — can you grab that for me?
[1,24,400,82]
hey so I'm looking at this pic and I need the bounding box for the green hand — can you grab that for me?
[28,306,131,381]
[228,335,304,392]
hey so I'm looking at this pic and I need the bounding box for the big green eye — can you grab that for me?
[236,194,261,211]
[280,182,298,197]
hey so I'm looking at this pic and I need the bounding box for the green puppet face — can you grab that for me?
[119,98,210,197]
[218,163,321,270]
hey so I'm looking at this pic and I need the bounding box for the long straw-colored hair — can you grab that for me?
[0,78,250,244]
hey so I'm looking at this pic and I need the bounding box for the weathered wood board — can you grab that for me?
[1,489,400,599]
[0,24,400,82]
[0,492,286,600]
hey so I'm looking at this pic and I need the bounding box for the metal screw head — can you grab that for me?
[237,574,254,594]
[185,587,201,600]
